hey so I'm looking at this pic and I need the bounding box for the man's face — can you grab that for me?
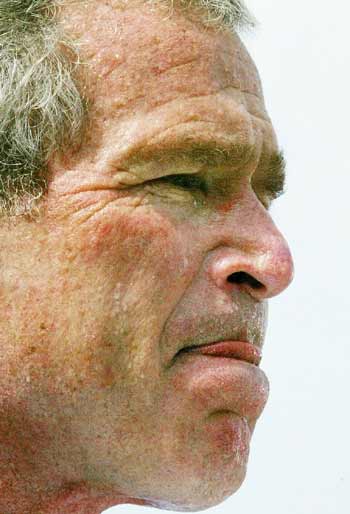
[2,1,293,510]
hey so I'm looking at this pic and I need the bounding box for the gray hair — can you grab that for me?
[0,0,255,219]
[155,0,256,32]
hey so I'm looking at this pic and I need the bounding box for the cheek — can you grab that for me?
[66,206,193,385]
[63,200,195,359]
[77,202,189,277]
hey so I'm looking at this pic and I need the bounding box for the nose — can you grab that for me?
[208,197,294,300]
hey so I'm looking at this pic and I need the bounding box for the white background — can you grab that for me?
[105,1,350,513]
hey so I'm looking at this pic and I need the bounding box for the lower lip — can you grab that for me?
[173,352,269,421]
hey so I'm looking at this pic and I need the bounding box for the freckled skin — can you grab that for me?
[0,1,294,513]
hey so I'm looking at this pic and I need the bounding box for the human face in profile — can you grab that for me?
[5,1,294,511]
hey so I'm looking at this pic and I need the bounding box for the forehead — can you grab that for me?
[59,1,266,115]
[54,0,277,189]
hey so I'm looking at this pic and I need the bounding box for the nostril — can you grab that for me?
[227,271,264,290]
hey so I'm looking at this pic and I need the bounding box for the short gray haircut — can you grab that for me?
[0,0,255,219]
[0,0,88,218]
[155,0,256,32]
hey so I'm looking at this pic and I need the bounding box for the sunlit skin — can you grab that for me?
[0,1,294,513]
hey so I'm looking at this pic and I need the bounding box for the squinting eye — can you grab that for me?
[154,174,208,194]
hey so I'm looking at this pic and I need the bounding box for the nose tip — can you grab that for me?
[252,244,294,298]
[210,241,294,300]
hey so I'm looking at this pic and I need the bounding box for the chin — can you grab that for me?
[142,465,247,512]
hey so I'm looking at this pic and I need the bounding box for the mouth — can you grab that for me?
[178,340,262,366]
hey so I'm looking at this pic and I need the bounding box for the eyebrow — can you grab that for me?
[252,149,287,202]
[127,140,287,200]
[129,140,257,169]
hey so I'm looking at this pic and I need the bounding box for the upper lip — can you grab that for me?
[163,301,267,366]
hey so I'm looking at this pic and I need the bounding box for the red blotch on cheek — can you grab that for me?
[99,223,114,239]
[78,205,181,272]
[80,222,117,263]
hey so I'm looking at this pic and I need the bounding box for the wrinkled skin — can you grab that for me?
[0,1,294,513]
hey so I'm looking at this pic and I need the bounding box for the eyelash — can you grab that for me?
[153,174,208,194]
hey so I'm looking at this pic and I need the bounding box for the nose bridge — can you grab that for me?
[208,196,294,299]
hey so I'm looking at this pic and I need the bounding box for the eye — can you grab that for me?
[153,174,208,194]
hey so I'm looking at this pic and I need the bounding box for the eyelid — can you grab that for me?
[150,172,286,208]
[153,173,208,193]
